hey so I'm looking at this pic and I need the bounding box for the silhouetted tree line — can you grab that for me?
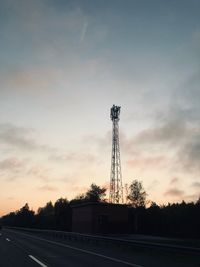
[127,180,200,238]
[1,181,200,238]
[128,200,200,238]
[1,184,106,231]
[1,199,71,231]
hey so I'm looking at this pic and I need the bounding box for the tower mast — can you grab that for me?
[109,105,123,203]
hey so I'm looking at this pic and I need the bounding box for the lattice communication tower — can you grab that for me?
[109,105,123,203]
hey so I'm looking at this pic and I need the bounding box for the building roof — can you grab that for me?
[70,201,128,209]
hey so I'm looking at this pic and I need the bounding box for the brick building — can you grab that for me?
[71,202,129,234]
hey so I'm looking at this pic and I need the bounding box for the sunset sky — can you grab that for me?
[1,0,200,216]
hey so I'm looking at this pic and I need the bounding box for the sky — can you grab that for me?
[0,0,200,215]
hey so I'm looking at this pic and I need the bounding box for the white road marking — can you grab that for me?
[6,238,10,241]
[0,233,2,236]
[29,255,48,267]
[10,231,143,267]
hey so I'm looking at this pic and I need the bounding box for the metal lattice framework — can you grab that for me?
[109,105,123,203]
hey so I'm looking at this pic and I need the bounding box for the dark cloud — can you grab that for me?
[83,119,187,158]
[82,116,200,178]
[119,119,190,157]
[0,123,38,150]
[121,117,200,176]
[133,119,187,145]
[175,70,200,122]
[118,39,200,176]
[164,188,185,197]
[84,112,200,182]
[0,123,53,153]
[177,133,200,173]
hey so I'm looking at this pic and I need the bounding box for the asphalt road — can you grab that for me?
[0,229,200,267]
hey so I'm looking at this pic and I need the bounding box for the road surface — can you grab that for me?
[0,229,199,267]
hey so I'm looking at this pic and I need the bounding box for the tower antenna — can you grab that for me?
[109,105,123,203]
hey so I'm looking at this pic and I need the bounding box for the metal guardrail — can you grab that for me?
[4,226,200,255]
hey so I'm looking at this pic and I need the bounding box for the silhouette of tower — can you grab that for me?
[109,105,123,203]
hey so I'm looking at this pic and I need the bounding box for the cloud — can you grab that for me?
[164,188,185,197]
[1,0,87,43]
[49,152,96,164]
[170,42,200,124]
[119,116,200,177]
[127,155,167,168]
[0,156,28,181]
[170,177,179,185]
[82,132,111,148]
[0,157,24,171]
[82,116,200,179]
[0,123,58,182]
[191,182,200,188]
[0,123,52,153]
[0,123,37,150]
[1,67,62,94]
[177,133,200,173]
[27,166,52,182]
[133,119,188,146]
[0,1,103,97]
[38,185,58,192]
[117,119,190,159]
